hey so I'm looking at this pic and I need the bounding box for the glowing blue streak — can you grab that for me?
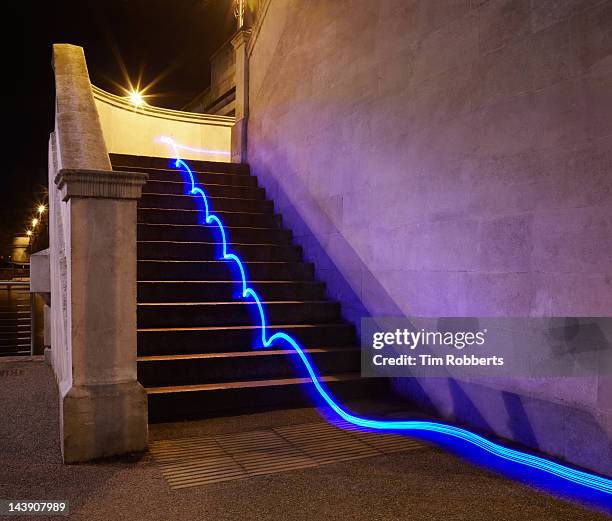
[162,141,612,496]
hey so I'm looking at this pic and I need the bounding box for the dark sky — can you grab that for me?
[3,0,235,258]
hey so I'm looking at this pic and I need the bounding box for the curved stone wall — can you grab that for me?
[92,85,234,162]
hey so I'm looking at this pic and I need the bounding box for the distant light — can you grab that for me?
[32,218,39,227]
[37,204,46,215]
[129,90,145,107]
[26,230,32,237]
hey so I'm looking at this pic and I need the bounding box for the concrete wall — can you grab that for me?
[246,0,612,474]
[93,86,233,162]
[210,40,236,103]
[183,40,236,116]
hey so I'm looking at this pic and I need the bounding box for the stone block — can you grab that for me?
[478,215,533,272]
[476,92,537,156]
[478,0,531,53]
[530,21,576,90]
[584,66,612,140]
[459,272,535,315]
[533,272,612,316]
[369,269,460,316]
[530,80,588,150]
[473,38,532,108]
[570,1,612,73]
[29,249,50,294]
[376,0,421,53]
[231,117,248,163]
[599,376,612,411]
[417,0,472,39]
[404,219,479,272]
[61,382,148,463]
[376,45,417,96]
[531,0,594,32]
[532,205,612,274]
[413,11,478,80]
[563,406,612,475]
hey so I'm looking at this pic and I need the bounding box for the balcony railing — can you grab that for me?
[0,281,31,357]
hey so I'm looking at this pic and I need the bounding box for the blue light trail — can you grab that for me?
[159,137,612,500]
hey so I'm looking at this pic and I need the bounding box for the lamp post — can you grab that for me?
[233,0,246,29]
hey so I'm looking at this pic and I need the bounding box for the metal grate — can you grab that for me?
[150,420,430,489]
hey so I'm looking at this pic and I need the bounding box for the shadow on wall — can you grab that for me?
[248,140,612,478]
[502,390,539,450]
[250,142,404,338]
[391,376,612,476]
[448,378,493,433]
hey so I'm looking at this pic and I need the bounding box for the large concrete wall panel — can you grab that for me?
[247,0,612,474]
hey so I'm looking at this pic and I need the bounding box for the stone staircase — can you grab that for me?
[110,154,385,422]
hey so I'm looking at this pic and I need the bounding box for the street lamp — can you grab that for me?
[233,0,246,29]
[129,90,145,107]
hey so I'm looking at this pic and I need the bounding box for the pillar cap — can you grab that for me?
[54,169,148,201]
[231,29,252,49]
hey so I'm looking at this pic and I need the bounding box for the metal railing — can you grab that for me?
[0,281,31,357]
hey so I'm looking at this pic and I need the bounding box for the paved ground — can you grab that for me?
[0,359,609,520]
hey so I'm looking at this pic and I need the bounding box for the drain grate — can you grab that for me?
[150,420,430,489]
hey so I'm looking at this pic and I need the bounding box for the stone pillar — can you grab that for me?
[30,249,50,358]
[54,169,148,463]
[50,43,149,463]
[231,29,251,163]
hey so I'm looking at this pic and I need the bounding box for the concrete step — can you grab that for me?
[137,260,314,281]
[0,334,30,342]
[138,280,326,302]
[114,165,258,186]
[137,300,341,328]
[0,349,30,357]
[139,193,273,213]
[0,323,30,333]
[137,241,302,262]
[137,223,292,244]
[110,154,250,175]
[138,208,280,227]
[138,347,361,387]
[0,315,30,323]
[119,151,383,423]
[142,180,266,200]
[146,373,386,422]
[0,305,30,319]
[138,323,356,355]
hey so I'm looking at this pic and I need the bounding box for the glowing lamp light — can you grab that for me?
[129,90,145,107]
[32,218,39,227]
[25,230,32,237]
[159,136,612,500]
[37,205,46,215]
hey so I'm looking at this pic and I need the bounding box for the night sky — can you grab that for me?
[3,0,235,258]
